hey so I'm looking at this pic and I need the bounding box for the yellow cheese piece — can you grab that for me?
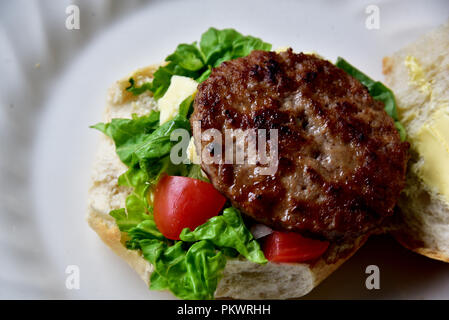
[275,46,289,53]
[186,137,200,164]
[414,108,449,201]
[158,75,198,124]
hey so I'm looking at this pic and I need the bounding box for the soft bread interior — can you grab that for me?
[87,65,366,299]
[383,21,449,262]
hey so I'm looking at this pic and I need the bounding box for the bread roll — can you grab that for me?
[383,22,449,262]
[87,65,366,299]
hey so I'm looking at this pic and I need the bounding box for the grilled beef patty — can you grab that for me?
[191,49,408,241]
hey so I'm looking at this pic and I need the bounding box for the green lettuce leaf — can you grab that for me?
[126,27,272,99]
[117,166,149,202]
[151,60,203,99]
[133,114,190,165]
[199,27,272,67]
[335,57,406,141]
[180,207,267,264]
[178,94,195,119]
[126,219,165,249]
[395,121,407,142]
[110,166,152,233]
[90,111,160,166]
[92,111,191,182]
[166,44,205,72]
[140,240,226,300]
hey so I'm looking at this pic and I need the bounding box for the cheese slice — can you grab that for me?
[158,75,198,124]
[414,107,449,201]
[186,137,200,164]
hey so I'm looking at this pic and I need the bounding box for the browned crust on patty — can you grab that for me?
[191,49,409,241]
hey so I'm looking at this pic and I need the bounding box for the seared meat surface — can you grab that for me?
[191,49,408,241]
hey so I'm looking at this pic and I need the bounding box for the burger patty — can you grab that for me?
[191,49,409,241]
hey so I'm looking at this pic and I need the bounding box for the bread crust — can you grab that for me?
[393,229,449,263]
[87,64,367,299]
[383,21,449,263]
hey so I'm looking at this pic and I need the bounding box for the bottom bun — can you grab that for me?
[87,65,367,299]
[88,209,365,299]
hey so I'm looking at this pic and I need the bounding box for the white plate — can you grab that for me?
[1,0,448,299]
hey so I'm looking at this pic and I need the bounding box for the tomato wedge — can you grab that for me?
[263,231,329,263]
[153,175,226,240]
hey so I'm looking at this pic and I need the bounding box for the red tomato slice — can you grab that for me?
[153,175,226,240]
[263,231,329,263]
